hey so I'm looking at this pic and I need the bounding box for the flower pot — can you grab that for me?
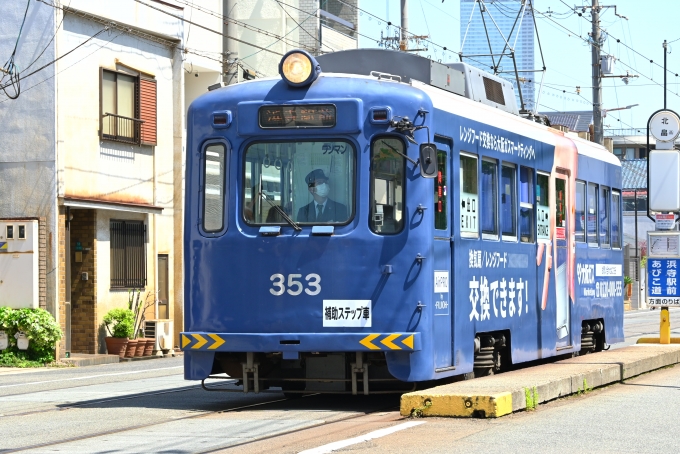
[134,339,145,357]
[105,337,129,359]
[143,338,154,356]
[626,283,632,298]
[125,339,139,358]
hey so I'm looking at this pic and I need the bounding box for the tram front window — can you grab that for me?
[243,141,354,225]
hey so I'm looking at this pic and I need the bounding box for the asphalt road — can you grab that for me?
[0,308,677,453]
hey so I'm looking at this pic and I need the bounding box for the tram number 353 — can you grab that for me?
[270,273,321,296]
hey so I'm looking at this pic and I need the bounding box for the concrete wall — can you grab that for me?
[226,0,303,80]
[0,1,59,316]
[58,14,174,205]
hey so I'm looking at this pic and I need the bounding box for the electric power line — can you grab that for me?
[1,0,31,99]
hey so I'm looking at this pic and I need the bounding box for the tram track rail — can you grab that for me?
[3,383,397,454]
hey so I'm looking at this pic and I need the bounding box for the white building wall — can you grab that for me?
[54,2,184,350]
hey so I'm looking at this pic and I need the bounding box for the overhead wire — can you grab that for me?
[26,0,71,73]
[0,30,125,105]
[170,0,313,53]
[0,27,109,94]
[1,0,227,98]
[1,0,31,99]
[512,0,680,104]
[556,0,679,80]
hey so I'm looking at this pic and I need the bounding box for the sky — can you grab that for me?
[357,0,680,136]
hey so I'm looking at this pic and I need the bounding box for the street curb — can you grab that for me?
[61,354,120,367]
[400,345,680,418]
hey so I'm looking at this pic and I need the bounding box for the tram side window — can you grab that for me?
[587,182,599,245]
[434,150,447,230]
[370,137,405,234]
[203,144,226,232]
[575,180,586,243]
[481,158,498,240]
[501,163,517,239]
[600,186,610,247]
[536,173,550,242]
[460,154,479,238]
[612,191,622,248]
[519,166,534,243]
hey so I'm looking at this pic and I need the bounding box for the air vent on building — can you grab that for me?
[482,77,506,106]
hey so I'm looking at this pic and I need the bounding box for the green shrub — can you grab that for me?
[624,276,633,286]
[103,308,135,338]
[0,307,62,365]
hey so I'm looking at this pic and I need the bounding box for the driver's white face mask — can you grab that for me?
[314,183,330,198]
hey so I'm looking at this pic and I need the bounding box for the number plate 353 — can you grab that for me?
[270,273,321,296]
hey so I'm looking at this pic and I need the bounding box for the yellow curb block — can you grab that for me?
[637,337,680,344]
[400,392,513,418]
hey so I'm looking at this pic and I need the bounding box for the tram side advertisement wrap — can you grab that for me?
[577,263,623,298]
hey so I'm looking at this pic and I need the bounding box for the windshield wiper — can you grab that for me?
[380,140,418,166]
[259,191,301,231]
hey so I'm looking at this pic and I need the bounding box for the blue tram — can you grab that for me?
[182,49,623,394]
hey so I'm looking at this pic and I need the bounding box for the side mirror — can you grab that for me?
[419,143,438,178]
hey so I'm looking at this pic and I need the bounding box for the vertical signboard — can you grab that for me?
[647,231,680,307]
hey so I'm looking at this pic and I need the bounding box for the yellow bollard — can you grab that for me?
[660,307,671,344]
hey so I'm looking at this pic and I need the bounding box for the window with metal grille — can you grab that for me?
[110,220,146,288]
[482,77,506,106]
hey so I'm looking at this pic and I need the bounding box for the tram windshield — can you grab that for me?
[243,140,355,225]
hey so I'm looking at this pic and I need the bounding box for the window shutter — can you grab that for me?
[139,77,157,145]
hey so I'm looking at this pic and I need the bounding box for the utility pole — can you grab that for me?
[400,0,408,51]
[591,0,603,145]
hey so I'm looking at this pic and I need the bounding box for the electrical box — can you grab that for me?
[600,55,616,75]
[0,220,39,309]
[649,150,680,212]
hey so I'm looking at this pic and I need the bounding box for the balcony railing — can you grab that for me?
[102,113,144,145]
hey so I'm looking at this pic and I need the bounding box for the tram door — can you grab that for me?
[554,172,572,348]
[433,138,453,370]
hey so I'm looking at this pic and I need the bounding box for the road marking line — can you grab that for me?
[297,421,426,454]
[0,366,183,389]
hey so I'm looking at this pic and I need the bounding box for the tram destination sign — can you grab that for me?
[259,104,336,129]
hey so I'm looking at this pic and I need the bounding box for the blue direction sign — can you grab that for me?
[648,258,680,306]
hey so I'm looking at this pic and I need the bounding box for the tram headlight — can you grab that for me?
[279,50,321,87]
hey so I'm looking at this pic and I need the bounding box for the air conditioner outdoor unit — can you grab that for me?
[144,320,174,356]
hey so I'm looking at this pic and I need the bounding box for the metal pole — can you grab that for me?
[664,40,668,110]
[591,0,603,145]
[400,0,408,51]
[635,188,638,272]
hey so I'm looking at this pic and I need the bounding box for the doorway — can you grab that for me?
[158,255,169,319]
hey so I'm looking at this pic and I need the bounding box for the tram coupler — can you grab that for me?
[241,352,260,393]
[351,352,369,395]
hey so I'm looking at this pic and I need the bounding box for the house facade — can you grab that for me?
[1,0,357,356]
[1,0,223,355]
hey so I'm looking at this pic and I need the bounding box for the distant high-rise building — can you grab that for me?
[460,0,535,111]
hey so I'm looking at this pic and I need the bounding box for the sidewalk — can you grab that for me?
[401,344,680,418]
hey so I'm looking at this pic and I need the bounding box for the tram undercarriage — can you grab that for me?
[204,351,416,395]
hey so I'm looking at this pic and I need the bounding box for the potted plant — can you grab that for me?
[624,276,633,299]
[103,308,134,358]
[129,289,156,357]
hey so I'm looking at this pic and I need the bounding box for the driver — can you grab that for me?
[297,169,348,223]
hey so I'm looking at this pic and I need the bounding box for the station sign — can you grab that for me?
[648,231,680,307]
[655,213,676,230]
[649,110,680,144]
[648,258,680,307]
